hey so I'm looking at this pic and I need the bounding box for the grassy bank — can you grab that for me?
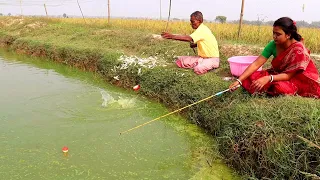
[0,16,319,179]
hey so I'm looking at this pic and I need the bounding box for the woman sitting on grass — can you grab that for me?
[229,17,320,98]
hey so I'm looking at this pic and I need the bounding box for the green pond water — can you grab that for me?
[0,50,239,180]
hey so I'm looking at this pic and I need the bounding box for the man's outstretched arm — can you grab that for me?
[161,32,193,42]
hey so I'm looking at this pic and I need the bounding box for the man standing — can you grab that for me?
[161,11,220,75]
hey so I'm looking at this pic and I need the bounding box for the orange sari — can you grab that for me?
[242,42,320,98]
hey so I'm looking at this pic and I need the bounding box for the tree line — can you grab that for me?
[214,15,320,28]
[1,13,319,28]
[229,19,320,28]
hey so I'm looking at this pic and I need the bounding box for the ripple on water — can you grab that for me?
[100,90,136,108]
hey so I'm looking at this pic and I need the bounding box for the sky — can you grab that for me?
[0,0,319,23]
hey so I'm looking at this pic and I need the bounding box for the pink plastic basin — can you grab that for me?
[227,56,262,77]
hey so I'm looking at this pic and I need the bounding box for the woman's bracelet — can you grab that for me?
[236,79,242,86]
[270,75,274,83]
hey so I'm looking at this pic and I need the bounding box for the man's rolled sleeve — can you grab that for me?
[190,30,203,43]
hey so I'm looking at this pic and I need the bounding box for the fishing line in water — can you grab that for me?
[119,85,239,135]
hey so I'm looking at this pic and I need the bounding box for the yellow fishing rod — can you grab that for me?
[119,85,239,135]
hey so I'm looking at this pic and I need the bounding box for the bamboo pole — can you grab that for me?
[160,0,162,20]
[108,0,110,23]
[44,4,48,17]
[20,0,23,16]
[164,0,172,32]
[237,0,245,38]
[77,0,86,23]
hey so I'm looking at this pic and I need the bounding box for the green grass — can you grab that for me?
[0,16,319,179]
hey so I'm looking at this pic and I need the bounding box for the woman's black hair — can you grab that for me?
[273,17,302,41]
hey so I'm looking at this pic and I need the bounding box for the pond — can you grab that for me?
[0,50,239,179]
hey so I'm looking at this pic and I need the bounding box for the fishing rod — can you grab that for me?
[192,48,196,55]
[119,85,240,135]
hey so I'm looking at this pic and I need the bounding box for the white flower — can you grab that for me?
[113,75,120,80]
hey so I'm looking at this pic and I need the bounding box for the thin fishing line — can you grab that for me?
[192,46,196,55]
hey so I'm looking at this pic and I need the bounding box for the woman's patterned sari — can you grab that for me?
[242,42,320,98]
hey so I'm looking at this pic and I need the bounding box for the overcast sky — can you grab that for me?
[0,0,318,22]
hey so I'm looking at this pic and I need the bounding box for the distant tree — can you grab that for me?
[215,16,227,23]
[310,21,320,28]
[242,20,252,25]
[265,20,274,26]
[63,13,67,18]
[225,19,319,28]
[249,20,261,25]
[296,21,310,28]
[229,20,239,24]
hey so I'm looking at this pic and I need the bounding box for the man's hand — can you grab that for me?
[190,42,197,48]
[161,32,173,39]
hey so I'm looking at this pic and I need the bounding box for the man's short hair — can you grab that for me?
[191,11,203,22]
